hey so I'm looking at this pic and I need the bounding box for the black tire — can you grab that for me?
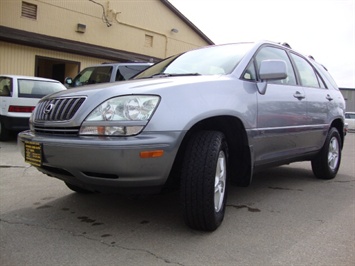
[181,131,229,231]
[311,127,341,180]
[65,182,93,194]
[0,119,10,141]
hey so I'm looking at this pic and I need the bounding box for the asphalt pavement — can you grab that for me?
[1,133,354,266]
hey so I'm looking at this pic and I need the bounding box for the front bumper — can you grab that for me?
[18,130,184,193]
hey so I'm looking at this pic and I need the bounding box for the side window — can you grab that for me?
[316,72,327,88]
[290,53,320,88]
[73,66,112,86]
[0,77,12,96]
[90,66,112,84]
[117,65,150,80]
[255,46,297,85]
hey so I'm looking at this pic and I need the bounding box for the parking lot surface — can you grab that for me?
[1,134,354,266]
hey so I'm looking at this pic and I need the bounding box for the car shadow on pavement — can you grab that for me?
[1,163,326,234]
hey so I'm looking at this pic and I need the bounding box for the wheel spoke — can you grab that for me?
[214,151,226,212]
[328,137,339,170]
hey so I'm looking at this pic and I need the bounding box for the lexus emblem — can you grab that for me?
[44,103,54,114]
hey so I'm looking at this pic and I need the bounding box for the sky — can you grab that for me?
[169,0,355,88]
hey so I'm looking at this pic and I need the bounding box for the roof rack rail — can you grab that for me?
[280,42,291,49]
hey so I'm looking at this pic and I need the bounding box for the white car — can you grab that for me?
[345,112,355,132]
[0,75,66,140]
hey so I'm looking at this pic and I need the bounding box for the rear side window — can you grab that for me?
[18,80,64,98]
[116,65,150,81]
[0,77,12,96]
[312,61,338,89]
[290,53,322,88]
[255,46,297,85]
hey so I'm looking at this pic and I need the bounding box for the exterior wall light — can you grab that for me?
[76,23,86,33]
[171,28,179,33]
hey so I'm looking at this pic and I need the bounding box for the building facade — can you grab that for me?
[0,0,213,82]
[340,88,355,112]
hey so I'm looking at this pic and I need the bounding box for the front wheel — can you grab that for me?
[181,131,229,231]
[311,127,342,180]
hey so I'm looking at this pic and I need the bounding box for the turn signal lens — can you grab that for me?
[140,150,164,158]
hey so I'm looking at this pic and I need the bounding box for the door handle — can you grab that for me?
[326,94,333,101]
[293,91,305,100]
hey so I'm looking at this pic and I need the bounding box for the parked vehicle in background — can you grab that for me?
[65,62,153,88]
[345,112,355,132]
[18,41,346,231]
[0,75,66,140]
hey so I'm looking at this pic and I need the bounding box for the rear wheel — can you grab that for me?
[0,119,10,141]
[181,131,228,231]
[311,127,341,180]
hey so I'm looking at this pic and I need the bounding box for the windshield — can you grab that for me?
[72,66,112,87]
[134,43,253,79]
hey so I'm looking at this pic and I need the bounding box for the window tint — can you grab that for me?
[255,46,296,85]
[290,53,320,88]
[117,65,150,81]
[73,66,112,86]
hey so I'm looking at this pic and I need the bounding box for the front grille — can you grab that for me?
[34,126,80,136]
[34,97,86,121]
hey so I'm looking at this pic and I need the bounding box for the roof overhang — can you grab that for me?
[161,0,214,45]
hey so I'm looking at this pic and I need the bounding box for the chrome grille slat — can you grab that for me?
[34,97,85,122]
[62,98,76,120]
[33,97,86,135]
[51,99,63,120]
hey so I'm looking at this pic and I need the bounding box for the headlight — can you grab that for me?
[80,95,160,136]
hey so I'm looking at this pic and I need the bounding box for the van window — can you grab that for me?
[73,66,113,86]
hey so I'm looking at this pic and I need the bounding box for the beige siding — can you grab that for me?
[1,0,209,58]
[0,41,109,76]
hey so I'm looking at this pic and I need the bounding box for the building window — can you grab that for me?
[21,2,37,20]
[145,34,153,47]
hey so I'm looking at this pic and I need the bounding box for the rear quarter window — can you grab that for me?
[117,65,150,80]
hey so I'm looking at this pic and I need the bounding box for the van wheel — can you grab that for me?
[0,120,10,141]
[311,128,341,179]
[181,131,228,231]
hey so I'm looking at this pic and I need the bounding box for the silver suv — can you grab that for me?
[18,41,346,231]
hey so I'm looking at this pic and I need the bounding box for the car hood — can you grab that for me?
[43,75,228,100]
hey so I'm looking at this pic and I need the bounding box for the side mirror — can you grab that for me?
[65,77,73,85]
[257,60,287,95]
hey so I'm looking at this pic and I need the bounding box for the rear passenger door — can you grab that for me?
[253,46,308,166]
[289,53,330,150]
